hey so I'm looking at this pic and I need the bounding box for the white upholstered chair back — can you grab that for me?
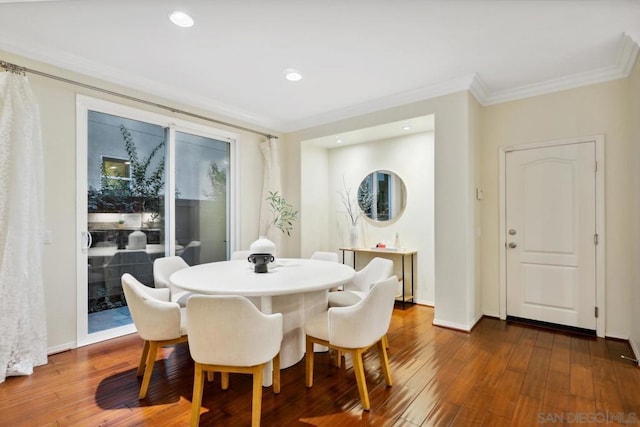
[310,251,339,263]
[187,295,283,367]
[329,276,397,349]
[122,273,184,342]
[153,256,189,288]
[153,256,193,306]
[345,257,394,294]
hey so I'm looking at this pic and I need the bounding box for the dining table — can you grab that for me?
[170,257,356,386]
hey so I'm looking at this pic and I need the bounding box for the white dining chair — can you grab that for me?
[187,295,283,427]
[328,257,394,308]
[121,273,188,399]
[305,276,397,410]
[153,256,192,307]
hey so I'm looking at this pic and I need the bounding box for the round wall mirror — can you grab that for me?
[357,170,407,222]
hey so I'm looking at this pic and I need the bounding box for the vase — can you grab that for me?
[350,224,359,248]
[250,235,276,258]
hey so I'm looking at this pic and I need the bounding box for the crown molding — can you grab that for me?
[1,31,637,132]
[281,74,476,132]
[294,33,639,129]
[468,73,491,106]
[0,36,282,133]
[477,33,639,106]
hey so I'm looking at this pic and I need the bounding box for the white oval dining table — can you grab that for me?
[170,258,355,386]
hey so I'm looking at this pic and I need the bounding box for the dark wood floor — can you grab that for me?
[2,305,640,426]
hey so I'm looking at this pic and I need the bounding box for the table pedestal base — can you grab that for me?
[256,290,328,386]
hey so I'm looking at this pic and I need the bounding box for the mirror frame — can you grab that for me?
[357,169,407,224]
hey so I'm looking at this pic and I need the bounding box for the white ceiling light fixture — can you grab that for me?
[402,122,411,131]
[169,10,194,28]
[336,136,343,144]
[284,68,302,82]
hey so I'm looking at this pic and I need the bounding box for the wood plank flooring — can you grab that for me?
[1,305,639,426]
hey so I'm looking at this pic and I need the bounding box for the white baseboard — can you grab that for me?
[433,311,484,332]
[47,342,75,355]
[414,298,433,307]
[471,312,484,329]
[630,337,640,367]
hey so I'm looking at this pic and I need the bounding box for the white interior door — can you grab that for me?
[505,141,597,331]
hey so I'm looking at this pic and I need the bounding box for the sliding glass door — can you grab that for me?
[174,131,230,266]
[77,96,237,346]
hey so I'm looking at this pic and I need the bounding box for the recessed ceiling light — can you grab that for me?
[336,137,343,144]
[169,11,194,28]
[402,122,411,131]
[284,68,302,82]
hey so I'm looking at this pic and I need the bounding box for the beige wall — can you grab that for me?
[481,78,633,338]
[299,143,330,257]
[629,57,640,355]
[0,50,274,352]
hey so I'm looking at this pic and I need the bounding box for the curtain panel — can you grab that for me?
[258,137,283,250]
[0,72,47,383]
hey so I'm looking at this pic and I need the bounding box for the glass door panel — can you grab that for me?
[87,111,167,334]
[174,131,230,265]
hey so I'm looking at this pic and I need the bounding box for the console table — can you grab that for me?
[339,247,417,309]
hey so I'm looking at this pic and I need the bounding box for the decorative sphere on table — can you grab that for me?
[250,236,276,258]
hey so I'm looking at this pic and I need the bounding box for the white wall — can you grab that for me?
[481,78,633,338]
[469,94,484,323]
[317,132,435,304]
[432,94,478,330]
[0,49,273,352]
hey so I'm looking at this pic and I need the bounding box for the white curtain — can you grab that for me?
[0,72,47,383]
[258,137,283,250]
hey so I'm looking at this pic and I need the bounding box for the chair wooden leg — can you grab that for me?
[272,353,281,394]
[305,336,314,388]
[251,365,264,427]
[137,340,150,377]
[351,349,370,410]
[382,334,389,349]
[207,371,214,382]
[139,341,158,399]
[190,363,205,427]
[336,350,343,368]
[221,372,230,390]
[377,339,393,386]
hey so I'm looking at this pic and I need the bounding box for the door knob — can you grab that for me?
[508,242,517,248]
[508,229,517,235]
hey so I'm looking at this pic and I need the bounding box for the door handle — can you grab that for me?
[508,242,517,249]
[81,231,92,251]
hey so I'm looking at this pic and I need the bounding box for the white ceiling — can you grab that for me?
[0,0,638,133]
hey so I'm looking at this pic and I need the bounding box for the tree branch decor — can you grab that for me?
[339,178,373,226]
